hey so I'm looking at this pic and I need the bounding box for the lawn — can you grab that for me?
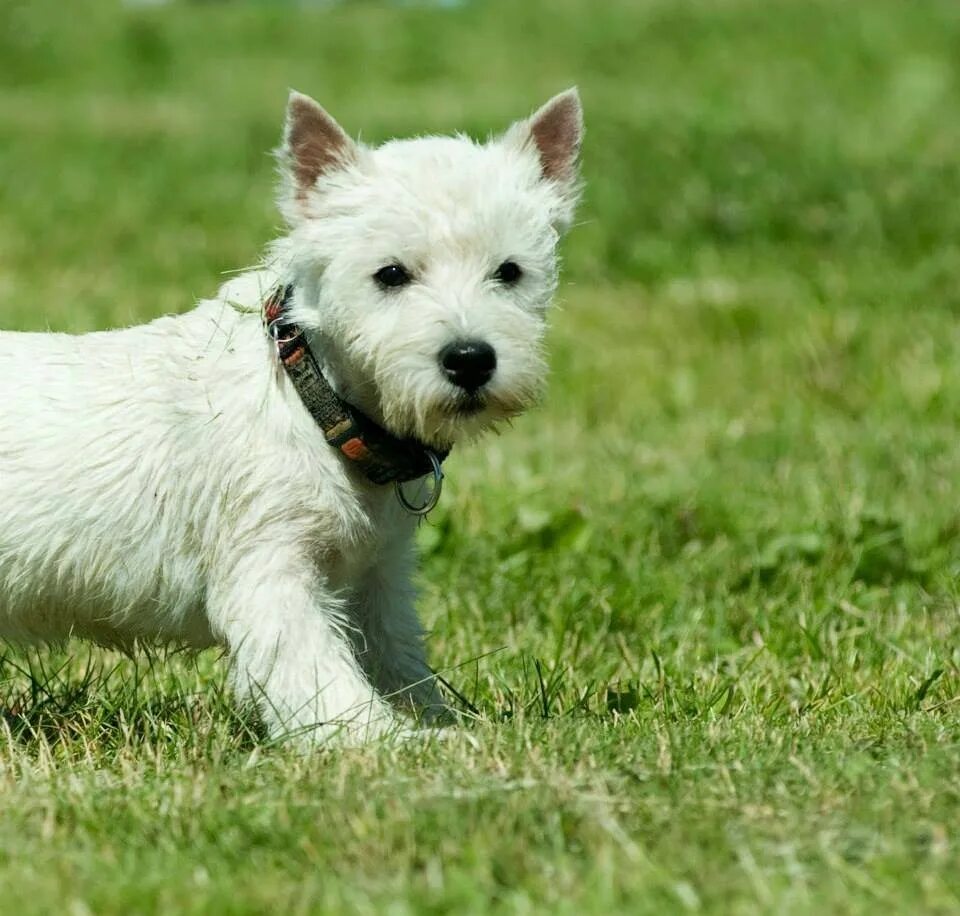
[2,0,960,912]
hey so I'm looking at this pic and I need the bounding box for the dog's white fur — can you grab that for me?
[0,90,583,745]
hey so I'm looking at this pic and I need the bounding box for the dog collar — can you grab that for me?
[262,285,447,515]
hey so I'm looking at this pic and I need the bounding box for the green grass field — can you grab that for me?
[3,0,960,911]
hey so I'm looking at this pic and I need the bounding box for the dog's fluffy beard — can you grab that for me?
[275,89,581,450]
[296,292,549,450]
[340,290,550,449]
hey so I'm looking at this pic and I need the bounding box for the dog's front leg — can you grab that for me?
[209,549,398,747]
[351,548,449,723]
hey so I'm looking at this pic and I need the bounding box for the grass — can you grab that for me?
[2,0,960,911]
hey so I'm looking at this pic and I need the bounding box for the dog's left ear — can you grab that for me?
[506,88,584,229]
[278,90,358,221]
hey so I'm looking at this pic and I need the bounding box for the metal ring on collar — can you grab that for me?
[395,450,444,516]
[267,317,295,341]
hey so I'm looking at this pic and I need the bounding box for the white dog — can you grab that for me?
[0,89,583,745]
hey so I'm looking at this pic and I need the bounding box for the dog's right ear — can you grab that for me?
[504,88,584,232]
[278,91,357,221]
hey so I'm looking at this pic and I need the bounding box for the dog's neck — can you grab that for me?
[262,282,448,511]
[274,272,393,432]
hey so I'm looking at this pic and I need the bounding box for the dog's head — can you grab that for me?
[275,89,583,449]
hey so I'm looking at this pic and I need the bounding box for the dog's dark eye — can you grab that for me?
[374,264,411,289]
[494,261,522,284]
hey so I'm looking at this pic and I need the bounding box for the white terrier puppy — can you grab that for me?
[0,89,583,745]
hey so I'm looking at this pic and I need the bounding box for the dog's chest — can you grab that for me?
[307,481,414,588]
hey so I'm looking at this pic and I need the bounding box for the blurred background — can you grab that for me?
[6,0,960,328]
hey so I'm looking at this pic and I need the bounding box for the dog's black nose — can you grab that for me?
[439,340,497,391]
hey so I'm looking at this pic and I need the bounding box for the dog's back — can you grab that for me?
[0,309,239,646]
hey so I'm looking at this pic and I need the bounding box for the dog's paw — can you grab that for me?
[380,723,478,749]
